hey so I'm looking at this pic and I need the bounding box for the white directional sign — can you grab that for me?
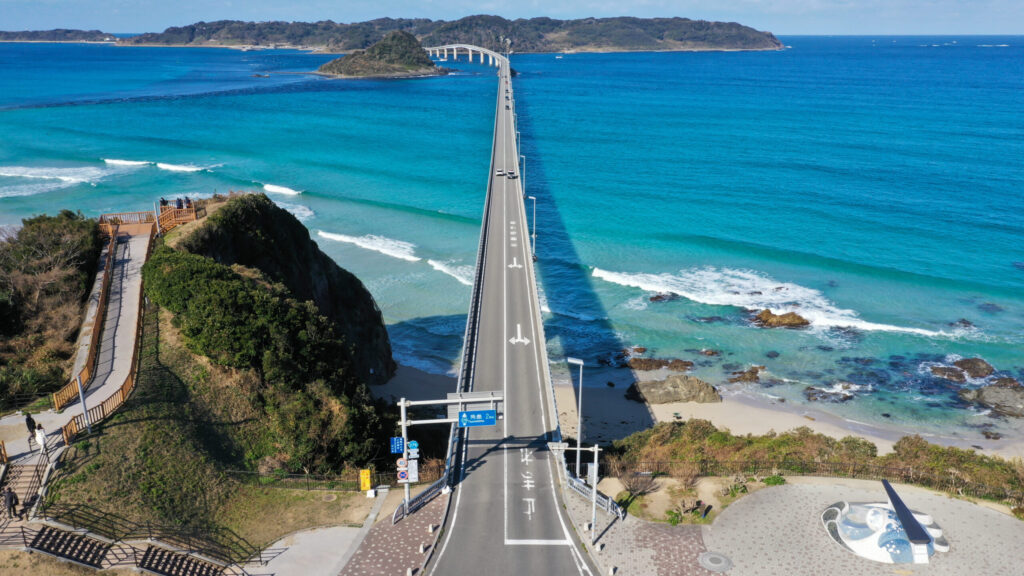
[408,459,419,483]
[509,323,530,346]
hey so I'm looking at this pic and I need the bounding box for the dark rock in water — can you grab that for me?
[852,357,876,366]
[728,366,764,383]
[722,362,741,372]
[827,280,839,288]
[627,374,722,404]
[972,445,984,450]
[804,384,855,403]
[748,290,762,296]
[765,351,780,359]
[982,430,1003,440]
[959,385,1024,417]
[607,381,615,388]
[1014,262,1024,271]
[649,293,680,303]
[950,318,975,329]
[761,378,784,389]
[931,366,966,383]
[881,413,891,418]
[993,377,1022,388]
[699,349,720,357]
[953,358,995,379]
[627,357,694,371]
[978,302,1004,314]
[817,345,835,352]
[753,309,810,328]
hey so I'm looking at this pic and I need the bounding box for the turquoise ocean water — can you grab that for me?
[1,37,1022,442]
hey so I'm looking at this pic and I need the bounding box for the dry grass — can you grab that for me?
[218,485,373,548]
[0,550,133,576]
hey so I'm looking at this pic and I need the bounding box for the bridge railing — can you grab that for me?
[53,224,119,411]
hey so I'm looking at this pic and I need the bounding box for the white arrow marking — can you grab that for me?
[509,323,530,346]
[508,257,523,269]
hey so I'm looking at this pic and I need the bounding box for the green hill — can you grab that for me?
[119,15,782,52]
[318,30,441,77]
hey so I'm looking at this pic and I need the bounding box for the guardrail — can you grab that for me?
[98,212,153,236]
[157,204,200,234]
[53,224,119,411]
[566,473,626,521]
[61,226,155,446]
[0,441,6,465]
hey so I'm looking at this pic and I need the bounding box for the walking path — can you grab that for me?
[0,232,149,467]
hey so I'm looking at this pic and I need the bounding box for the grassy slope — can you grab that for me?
[47,304,371,548]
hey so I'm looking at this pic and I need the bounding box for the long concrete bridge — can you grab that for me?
[419,46,600,575]
[425,44,505,67]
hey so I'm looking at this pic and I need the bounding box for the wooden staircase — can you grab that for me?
[139,545,226,576]
[28,525,112,568]
[1,461,45,517]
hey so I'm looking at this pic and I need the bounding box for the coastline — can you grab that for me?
[379,363,1024,461]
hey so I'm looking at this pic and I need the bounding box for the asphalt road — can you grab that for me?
[428,52,598,576]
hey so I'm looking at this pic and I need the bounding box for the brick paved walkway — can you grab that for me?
[340,494,448,576]
[562,486,715,576]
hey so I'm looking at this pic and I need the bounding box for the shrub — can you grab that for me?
[763,475,786,486]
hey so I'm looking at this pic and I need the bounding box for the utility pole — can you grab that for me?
[567,357,585,477]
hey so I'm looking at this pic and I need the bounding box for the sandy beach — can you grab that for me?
[375,363,1024,461]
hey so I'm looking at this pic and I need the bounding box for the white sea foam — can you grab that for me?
[316,230,420,262]
[103,158,151,167]
[0,165,123,198]
[273,201,314,221]
[427,259,473,286]
[592,266,948,337]
[263,183,302,196]
[156,162,205,172]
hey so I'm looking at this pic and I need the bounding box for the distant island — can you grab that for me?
[318,31,445,78]
[4,16,782,53]
[0,29,115,42]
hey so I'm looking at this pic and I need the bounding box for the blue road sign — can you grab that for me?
[408,440,419,450]
[390,437,405,454]
[458,409,497,428]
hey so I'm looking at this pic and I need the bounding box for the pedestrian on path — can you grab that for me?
[25,413,36,447]
[34,423,48,461]
[3,486,19,521]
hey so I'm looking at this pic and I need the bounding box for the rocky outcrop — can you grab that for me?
[753,309,810,328]
[728,365,764,383]
[804,384,856,403]
[959,384,1024,417]
[628,357,694,372]
[953,358,995,379]
[626,374,721,404]
[649,293,680,303]
[931,366,966,383]
[318,31,443,78]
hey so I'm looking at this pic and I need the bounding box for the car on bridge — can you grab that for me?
[507,171,518,179]
[495,169,505,176]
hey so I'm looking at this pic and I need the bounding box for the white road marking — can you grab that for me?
[508,257,523,269]
[504,539,571,546]
[509,323,530,346]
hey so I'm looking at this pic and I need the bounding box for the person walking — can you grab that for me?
[3,486,19,521]
[25,413,37,448]
[34,423,48,461]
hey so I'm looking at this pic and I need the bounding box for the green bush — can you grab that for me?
[763,475,786,486]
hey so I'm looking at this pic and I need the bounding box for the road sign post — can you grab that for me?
[359,469,371,492]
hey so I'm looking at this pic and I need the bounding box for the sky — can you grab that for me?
[1,0,1022,35]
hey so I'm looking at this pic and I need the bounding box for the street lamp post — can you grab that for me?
[527,195,537,261]
[567,357,585,477]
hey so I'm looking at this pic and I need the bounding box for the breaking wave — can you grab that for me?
[263,183,301,196]
[316,230,420,262]
[427,259,473,286]
[592,266,953,337]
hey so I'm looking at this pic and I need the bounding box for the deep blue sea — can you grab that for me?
[2,37,1022,442]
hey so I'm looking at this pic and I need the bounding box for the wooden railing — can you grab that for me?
[0,440,7,465]
[99,212,154,236]
[157,204,200,234]
[61,226,155,446]
[53,225,119,411]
